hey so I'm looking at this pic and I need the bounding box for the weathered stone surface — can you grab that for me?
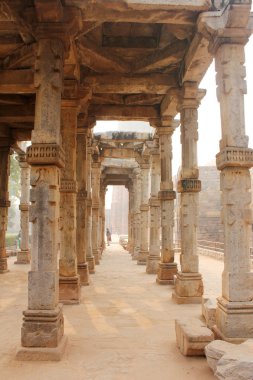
[205,340,234,373]
[175,317,214,356]
[202,297,217,329]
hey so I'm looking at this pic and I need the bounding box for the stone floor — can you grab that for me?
[0,244,223,380]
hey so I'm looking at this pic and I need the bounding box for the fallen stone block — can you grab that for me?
[202,297,217,329]
[205,339,232,372]
[175,317,214,356]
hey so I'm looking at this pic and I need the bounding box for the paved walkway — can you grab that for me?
[0,244,223,380]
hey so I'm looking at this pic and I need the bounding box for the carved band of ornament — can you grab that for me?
[76,190,88,201]
[216,147,253,170]
[177,179,201,193]
[158,190,176,200]
[149,198,160,207]
[19,204,29,212]
[60,179,77,193]
[27,144,65,168]
[140,204,149,212]
[92,201,99,209]
[140,163,150,170]
[0,199,10,208]
[86,198,92,207]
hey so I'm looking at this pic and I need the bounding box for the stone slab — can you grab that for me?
[202,297,217,328]
[16,336,67,361]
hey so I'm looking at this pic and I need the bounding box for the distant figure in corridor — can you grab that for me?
[106,228,112,246]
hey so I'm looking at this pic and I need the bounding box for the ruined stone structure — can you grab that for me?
[0,0,253,362]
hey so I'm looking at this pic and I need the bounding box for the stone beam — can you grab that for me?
[0,104,34,122]
[35,0,64,22]
[89,105,159,121]
[83,74,178,95]
[101,148,137,159]
[0,69,34,94]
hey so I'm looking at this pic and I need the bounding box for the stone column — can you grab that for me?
[137,158,150,265]
[15,153,30,264]
[156,120,179,284]
[0,143,11,273]
[18,38,66,359]
[132,168,141,260]
[76,130,89,286]
[127,181,134,254]
[146,141,161,274]
[100,185,106,254]
[86,142,95,273]
[172,82,205,304]
[91,155,101,265]
[59,101,80,304]
[214,41,253,341]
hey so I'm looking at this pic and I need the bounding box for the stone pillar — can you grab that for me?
[76,130,89,286]
[86,142,95,273]
[18,38,66,359]
[172,83,205,304]
[59,101,80,304]
[146,141,161,274]
[132,168,141,260]
[0,143,11,273]
[99,185,106,254]
[15,154,30,264]
[156,120,178,284]
[213,41,253,341]
[137,158,150,265]
[127,181,134,254]
[91,155,101,265]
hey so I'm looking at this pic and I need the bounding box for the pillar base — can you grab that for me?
[0,257,8,273]
[132,250,139,260]
[87,256,95,274]
[156,262,177,285]
[77,262,89,286]
[21,305,64,348]
[16,335,67,361]
[213,297,253,342]
[59,275,80,304]
[146,255,160,274]
[137,250,148,265]
[93,250,100,265]
[172,272,203,304]
[15,250,30,265]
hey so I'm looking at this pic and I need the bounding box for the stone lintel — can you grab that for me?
[177,179,201,193]
[60,179,77,193]
[158,190,176,200]
[216,147,253,170]
[27,144,65,168]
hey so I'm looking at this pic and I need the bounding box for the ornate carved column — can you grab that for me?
[18,38,66,358]
[86,140,95,273]
[76,129,89,286]
[91,154,101,265]
[214,36,253,340]
[15,153,30,264]
[132,167,141,260]
[100,185,106,254]
[156,119,178,284]
[138,157,150,265]
[146,139,161,274]
[127,181,134,254]
[172,83,205,304]
[0,143,11,273]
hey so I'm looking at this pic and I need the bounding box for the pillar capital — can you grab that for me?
[178,82,206,110]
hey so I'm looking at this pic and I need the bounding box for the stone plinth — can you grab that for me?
[156,262,177,285]
[173,272,203,304]
[59,276,81,304]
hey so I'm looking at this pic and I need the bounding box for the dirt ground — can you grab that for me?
[0,244,223,380]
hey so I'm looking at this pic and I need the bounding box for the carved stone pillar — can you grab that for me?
[99,185,106,255]
[76,130,89,286]
[86,143,95,273]
[146,141,161,274]
[172,83,205,304]
[127,181,134,254]
[59,102,80,304]
[0,144,11,273]
[213,41,253,341]
[15,154,30,264]
[138,159,150,265]
[156,120,178,284]
[18,38,66,359]
[132,168,141,260]
[91,156,101,265]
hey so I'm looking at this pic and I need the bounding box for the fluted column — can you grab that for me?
[213,39,253,341]
[86,142,95,273]
[146,141,161,274]
[137,158,150,265]
[76,130,89,286]
[173,82,205,304]
[91,156,101,265]
[0,143,11,273]
[132,168,141,260]
[15,154,30,264]
[156,120,179,284]
[18,38,66,358]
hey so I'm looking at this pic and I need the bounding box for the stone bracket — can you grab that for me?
[60,179,77,193]
[216,147,253,170]
[27,144,65,168]
[158,190,176,200]
[177,179,201,193]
